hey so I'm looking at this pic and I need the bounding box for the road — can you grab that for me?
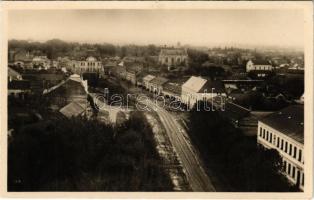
[143,97,216,192]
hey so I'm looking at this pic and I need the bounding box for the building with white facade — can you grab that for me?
[181,76,225,108]
[32,56,51,70]
[143,75,156,90]
[246,59,273,72]
[71,56,103,75]
[257,105,304,190]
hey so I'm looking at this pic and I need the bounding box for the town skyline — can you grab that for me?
[8,9,304,48]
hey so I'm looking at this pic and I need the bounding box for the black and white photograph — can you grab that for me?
[2,1,313,198]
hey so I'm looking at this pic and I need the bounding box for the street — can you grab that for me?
[143,97,216,192]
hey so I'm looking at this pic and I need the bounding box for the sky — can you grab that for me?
[8,9,304,48]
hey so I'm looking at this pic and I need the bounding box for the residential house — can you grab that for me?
[257,105,304,190]
[181,76,225,108]
[148,77,169,95]
[125,62,144,85]
[142,75,156,89]
[32,56,51,70]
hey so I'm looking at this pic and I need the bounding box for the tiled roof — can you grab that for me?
[260,105,304,144]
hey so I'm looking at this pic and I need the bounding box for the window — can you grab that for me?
[292,166,295,178]
[288,163,291,174]
[270,133,272,143]
[298,149,302,162]
[285,141,288,153]
[263,129,265,139]
[281,139,284,150]
[283,161,286,171]
[259,127,262,137]
[289,144,292,155]
[301,173,304,186]
[293,147,297,158]
[277,137,280,147]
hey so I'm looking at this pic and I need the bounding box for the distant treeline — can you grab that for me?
[9,39,161,59]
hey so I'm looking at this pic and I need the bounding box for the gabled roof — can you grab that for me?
[59,102,85,118]
[182,76,207,93]
[150,77,169,86]
[260,105,304,144]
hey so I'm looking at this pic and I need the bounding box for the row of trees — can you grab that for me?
[187,101,297,191]
[9,39,161,60]
[8,112,173,191]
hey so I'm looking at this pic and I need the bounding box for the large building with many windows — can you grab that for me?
[257,105,304,190]
[71,56,103,74]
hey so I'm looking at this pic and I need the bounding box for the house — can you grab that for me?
[246,59,273,72]
[257,105,304,190]
[124,62,144,85]
[59,101,86,118]
[13,50,34,68]
[158,47,188,70]
[148,77,169,95]
[143,75,156,89]
[71,56,103,75]
[181,76,225,108]
[8,67,23,81]
[32,56,51,70]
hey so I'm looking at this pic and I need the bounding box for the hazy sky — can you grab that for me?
[8,9,304,47]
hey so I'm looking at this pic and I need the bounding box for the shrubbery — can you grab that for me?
[8,112,172,191]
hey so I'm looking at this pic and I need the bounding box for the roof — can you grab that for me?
[86,56,97,62]
[252,59,271,65]
[143,75,156,82]
[200,79,225,93]
[59,102,86,118]
[8,67,21,77]
[8,80,31,90]
[220,102,250,121]
[163,82,182,95]
[182,76,207,93]
[160,48,187,56]
[150,77,169,86]
[259,105,304,144]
